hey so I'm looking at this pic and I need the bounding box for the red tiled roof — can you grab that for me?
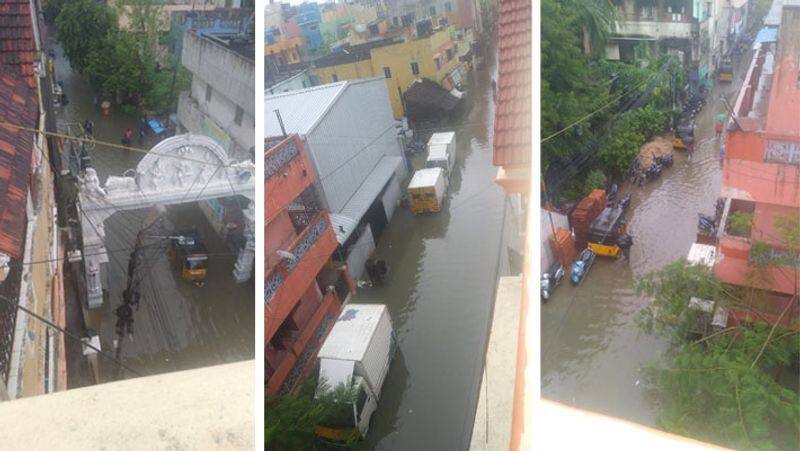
[0,0,36,89]
[493,0,531,167]
[0,68,36,259]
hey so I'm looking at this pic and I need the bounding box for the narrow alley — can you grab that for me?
[362,43,518,450]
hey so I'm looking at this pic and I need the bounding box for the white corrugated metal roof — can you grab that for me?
[318,304,388,362]
[329,213,358,243]
[331,156,401,243]
[408,167,443,189]
[264,81,348,137]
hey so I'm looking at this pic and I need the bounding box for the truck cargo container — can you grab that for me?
[407,168,447,214]
[425,131,457,176]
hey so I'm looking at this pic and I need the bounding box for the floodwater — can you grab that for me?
[541,57,750,426]
[364,44,517,450]
[48,29,254,382]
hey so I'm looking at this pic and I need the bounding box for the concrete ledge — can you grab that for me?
[470,276,522,451]
[0,360,254,450]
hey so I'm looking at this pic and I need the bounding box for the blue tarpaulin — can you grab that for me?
[148,118,165,134]
[753,27,778,48]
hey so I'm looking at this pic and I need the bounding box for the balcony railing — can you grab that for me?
[267,290,341,397]
[265,211,331,305]
[266,136,300,180]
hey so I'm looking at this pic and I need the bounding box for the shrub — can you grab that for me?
[727,211,753,237]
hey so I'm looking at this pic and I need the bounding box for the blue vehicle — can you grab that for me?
[571,248,596,286]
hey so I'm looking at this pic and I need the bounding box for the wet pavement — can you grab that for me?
[48,29,254,382]
[541,57,751,427]
[363,45,518,450]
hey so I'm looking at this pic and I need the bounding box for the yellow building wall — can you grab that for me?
[312,27,457,119]
[370,39,436,119]
[265,37,304,65]
[313,59,377,85]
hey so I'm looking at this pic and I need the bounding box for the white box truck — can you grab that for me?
[425,131,457,176]
[408,167,447,214]
[314,304,396,444]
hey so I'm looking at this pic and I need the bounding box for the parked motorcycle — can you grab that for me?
[654,155,674,168]
[606,183,619,202]
[571,248,596,286]
[698,213,717,234]
[619,192,632,210]
[541,261,565,303]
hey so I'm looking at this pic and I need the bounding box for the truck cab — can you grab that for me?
[314,375,378,443]
[313,304,396,444]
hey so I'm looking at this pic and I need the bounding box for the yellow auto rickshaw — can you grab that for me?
[717,59,734,82]
[674,115,695,150]
[170,230,208,286]
[587,206,627,258]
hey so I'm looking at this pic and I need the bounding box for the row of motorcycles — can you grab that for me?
[629,154,674,187]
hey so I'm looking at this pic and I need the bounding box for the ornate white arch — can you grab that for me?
[79,134,255,308]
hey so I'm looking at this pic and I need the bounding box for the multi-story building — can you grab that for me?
[296,2,324,51]
[169,8,253,63]
[385,0,479,31]
[0,0,65,398]
[714,0,799,328]
[265,79,407,280]
[265,134,352,397]
[313,26,472,119]
[177,23,255,245]
[265,33,304,67]
[606,0,697,63]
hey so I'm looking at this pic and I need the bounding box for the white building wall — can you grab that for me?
[306,78,404,213]
[346,225,375,281]
[381,174,402,221]
[179,32,255,159]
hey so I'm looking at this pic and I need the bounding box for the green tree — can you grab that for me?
[43,0,68,23]
[574,0,619,55]
[85,30,152,102]
[266,380,362,450]
[113,0,166,59]
[637,261,800,450]
[583,169,607,195]
[143,64,191,114]
[649,325,799,450]
[541,0,608,170]
[56,0,117,73]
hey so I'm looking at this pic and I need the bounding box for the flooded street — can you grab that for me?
[541,60,750,426]
[363,46,516,450]
[48,30,254,382]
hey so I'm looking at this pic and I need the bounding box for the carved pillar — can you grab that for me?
[233,200,255,283]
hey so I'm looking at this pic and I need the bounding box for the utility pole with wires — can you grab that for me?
[112,213,176,372]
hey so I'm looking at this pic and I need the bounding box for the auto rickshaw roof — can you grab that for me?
[589,206,625,236]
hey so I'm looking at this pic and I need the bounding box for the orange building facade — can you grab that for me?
[716,3,799,327]
[265,135,354,396]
